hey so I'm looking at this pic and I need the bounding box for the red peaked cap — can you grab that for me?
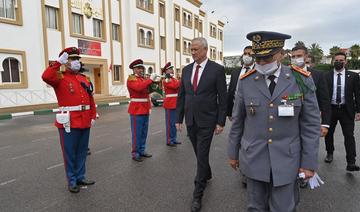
[59,47,81,59]
[161,62,174,73]
[129,59,145,69]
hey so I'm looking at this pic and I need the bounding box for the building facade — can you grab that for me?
[0,0,225,108]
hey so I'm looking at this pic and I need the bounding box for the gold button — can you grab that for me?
[269,103,274,107]
[268,139,272,143]
[269,128,273,132]
[269,115,274,120]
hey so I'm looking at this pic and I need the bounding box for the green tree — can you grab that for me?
[350,44,360,59]
[294,41,306,48]
[329,46,340,58]
[308,43,323,64]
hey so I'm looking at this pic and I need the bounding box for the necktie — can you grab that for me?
[245,66,250,73]
[193,64,201,93]
[336,73,341,104]
[268,75,276,96]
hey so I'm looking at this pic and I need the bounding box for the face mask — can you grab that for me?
[334,61,344,70]
[242,55,254,65]
[70,60,81,72]
[291,57,305,67]
[255,60,279,75]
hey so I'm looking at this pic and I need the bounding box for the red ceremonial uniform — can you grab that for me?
[162,78,180,109]
[127,74,153,115]
[42,61,97,128]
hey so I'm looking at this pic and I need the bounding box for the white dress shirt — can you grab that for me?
[265,64,282,87]
[331,68,345,105]
[191,58,209,84]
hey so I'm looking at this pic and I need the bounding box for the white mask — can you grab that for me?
[291,57,305,67]
[70,60,81,72]
[255,60,279,75]
[242,55,254,66]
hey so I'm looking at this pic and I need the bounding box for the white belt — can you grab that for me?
[131,98,149,102]
[60,105,90,112]
[165,94,178,98]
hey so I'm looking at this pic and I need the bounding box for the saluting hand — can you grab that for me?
[229,159,239,170]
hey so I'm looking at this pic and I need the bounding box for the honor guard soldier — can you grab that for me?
[127,59,159,162]
[42,47,96,193]
[162,62,181,147]
[228,32,321,211]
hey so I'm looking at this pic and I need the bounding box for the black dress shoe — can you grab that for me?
[191,198,202,212]
[141,153,152,158]
[324,154,333,163]
[346,164,360,171]
[132,157,144,162]
[299,180,308,189]
[77,179,95,186]
[167,143,177,147]
[68,185,80,193]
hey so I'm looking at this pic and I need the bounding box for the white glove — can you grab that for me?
[308,173,324,189]
[149,73,157,81]
[57,52,69,65]
[91,119,96,127]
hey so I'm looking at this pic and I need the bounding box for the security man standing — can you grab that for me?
[228,32,320,211]
[127,59,158,162]
[162,62,181,147]
[42,47,96,193]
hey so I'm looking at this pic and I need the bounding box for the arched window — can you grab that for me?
[148,67,153,74]
[139,0,144,7]
[146,31,152,46]
[139,29,145,45]
[187,14,191,26]
[1,57,20,83]
[144,0,149,9]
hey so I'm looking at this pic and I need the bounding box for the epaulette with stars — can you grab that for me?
[240,69,256,80]
[290,65,311,77]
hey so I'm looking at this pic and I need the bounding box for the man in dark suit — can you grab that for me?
[324,52,360,171]
[176,37,227,212]
[291,45,331,136]
[227,46,254,120]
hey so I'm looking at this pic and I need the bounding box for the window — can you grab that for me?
[1,57,20,83]
[72,13,83,35]
[210,24,217,38]
[160,36,166,50]
[112,23,120,41]
[199,20,203,33]
[182,10,192,28]
[45,6,58,30]
[93,18,102,38]
[113,65,123,83]
[137,24,154,49]
[219,29,223,41]
[176,39,180,52]
[219,51,223,60]
[136,0,154,13]
[194,16,199,30]
[183,38,191,55]
[210,47,217,60]
[0,0,15,19]
[174,7,180,22]
[159,2,165,18]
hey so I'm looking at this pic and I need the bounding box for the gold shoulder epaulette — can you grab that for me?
[240,69,256,80]
[128,74,137,81]
[79,74,91,82]
[57,71,64,79]
[290,65,311,77]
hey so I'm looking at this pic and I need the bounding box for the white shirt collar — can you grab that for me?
[265,64,282,78]
[334,68,345,75]
[195,58,209,68]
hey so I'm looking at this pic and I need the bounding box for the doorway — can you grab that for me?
[94,67,101,94]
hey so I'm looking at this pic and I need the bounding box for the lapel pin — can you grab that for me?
[254,75,259,81]
[285,73,290,79]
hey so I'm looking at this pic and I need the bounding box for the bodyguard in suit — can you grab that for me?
[176,37,227,212]
[227,46,255,120]
[228,31,320,211]
[291,45,331,136]
[324,52,360,171]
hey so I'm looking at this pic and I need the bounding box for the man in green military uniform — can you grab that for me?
[228,31,321,211]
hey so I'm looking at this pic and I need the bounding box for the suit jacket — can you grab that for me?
[176,59,227,127]
[227,68,241,117]
[325,70,360,119]
[308,68,331,126]
[228,65,320,186]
